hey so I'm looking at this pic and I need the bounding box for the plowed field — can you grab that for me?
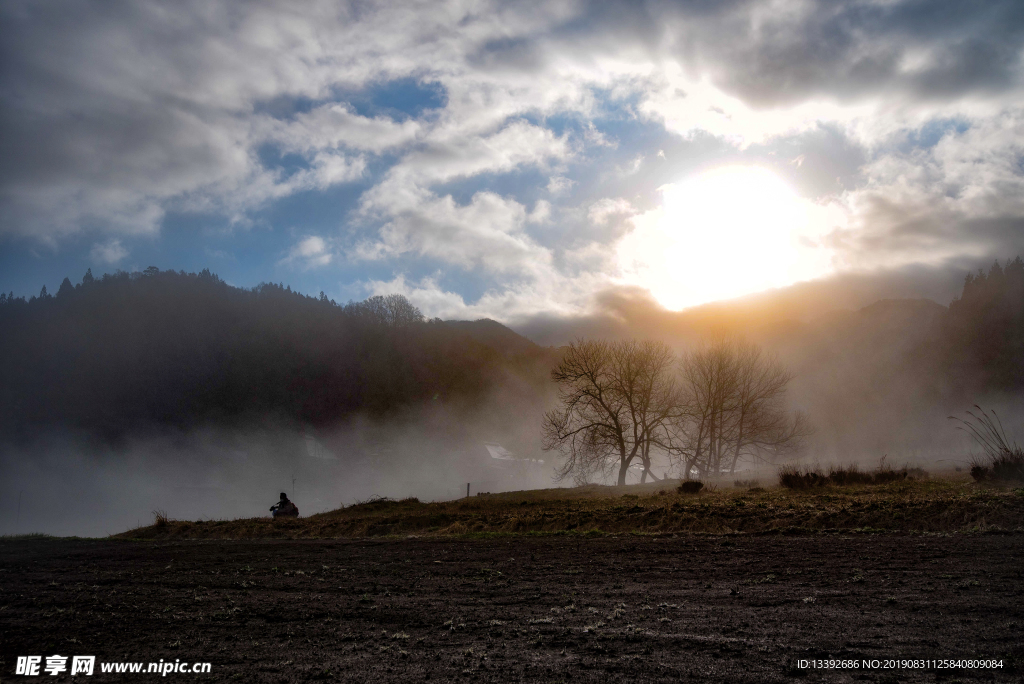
[2,534,1021,682]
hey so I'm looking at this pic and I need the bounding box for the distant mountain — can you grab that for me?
[442,319,543,357]
[783,298,947,370]
[518,259,1021,399]
[767,263,1022,459]
[0,268,554,442]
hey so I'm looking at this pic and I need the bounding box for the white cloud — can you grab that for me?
[528,199,552,224]
[547,175,575,195]
[638,65,873,148]
[371,121,570,194]
[263,103,422,154]
[90,239,129,265]
[354,120,569,276]
[363,267,610,323]
[826,111,1024,270]
[588,198,636,226]
[302,152,367,189]
[282,235,333,269]
[361,191,552,275]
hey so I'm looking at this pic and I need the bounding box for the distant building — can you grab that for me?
[456,442,547,494]
[304,429,337,461]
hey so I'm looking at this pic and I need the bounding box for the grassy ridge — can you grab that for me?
[118,475,1024,540]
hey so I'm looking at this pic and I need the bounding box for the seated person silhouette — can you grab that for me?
[270,492,299,518]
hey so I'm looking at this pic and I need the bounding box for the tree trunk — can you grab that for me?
[730,413,746,474]
[639,440,660,483]
[617,460,630,486]
[687,442,703,481]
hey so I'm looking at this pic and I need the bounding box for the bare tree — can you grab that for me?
[543,339,679,486]
[669,336,735,479]
[671,337,808,479]
[726,341,809,471]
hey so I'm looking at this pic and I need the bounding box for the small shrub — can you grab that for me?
[970,464,990,482]
[678,481,704,494]
[153,510,170,527]
[778,465,825,489]
[982,450,1024,482]
[971,451,1024,483]
[878,468,906,484]
[906,467,929,480]
[346,496,423,512]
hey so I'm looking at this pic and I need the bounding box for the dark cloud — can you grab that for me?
[4,0,1022,236]
[1,0,1022,318]
[0,1,255,232]
[960,217,1024,257]
[539,0,1024,105]
[829,187,1024,267]
[650,0,1024,106]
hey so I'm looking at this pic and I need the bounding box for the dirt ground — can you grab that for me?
[116,478,1024,540]
[1,534,1022,682]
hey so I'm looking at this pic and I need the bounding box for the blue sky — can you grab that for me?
[2,0,1023,324]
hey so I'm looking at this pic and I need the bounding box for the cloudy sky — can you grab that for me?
[2,0,1023,323]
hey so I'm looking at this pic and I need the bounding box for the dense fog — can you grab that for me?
[521,259,1024,468]
[1,258,1021,536]
[0,405,556,537]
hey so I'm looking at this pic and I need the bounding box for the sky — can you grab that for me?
[2,0,1024,325]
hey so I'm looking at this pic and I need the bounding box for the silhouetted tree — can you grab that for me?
[57,278,74,299]
[946,255,1024,389]
[543,339,679,485]
[671,337,807,478]
[353,294,424,328]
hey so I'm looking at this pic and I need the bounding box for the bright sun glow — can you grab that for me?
[619,166,838,310]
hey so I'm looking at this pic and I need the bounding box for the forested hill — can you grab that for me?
[0,268,555,441]
[2,258,1020,444]
[943,257,1024,390]
[778,256,1024,397]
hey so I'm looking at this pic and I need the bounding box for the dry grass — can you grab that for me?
[974,450,1024,483]
[951,405,1024,483]
[117,474,1024,540]
[778,462,909,489]
[153,509,170,527]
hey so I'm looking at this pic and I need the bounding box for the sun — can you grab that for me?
[618,166,836,310]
